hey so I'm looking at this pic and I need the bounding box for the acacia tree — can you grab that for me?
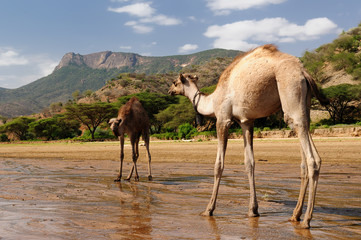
[1,117,35,140]
[322,84,361,124]
[65,102,118,139]
[29,115,81,140]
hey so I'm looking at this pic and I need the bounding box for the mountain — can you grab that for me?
[0,49,241,117]
[77,56,239,104]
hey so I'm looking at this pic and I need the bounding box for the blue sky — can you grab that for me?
[0,0,360,89]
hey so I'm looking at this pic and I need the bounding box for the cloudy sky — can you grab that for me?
[1,0,360,89]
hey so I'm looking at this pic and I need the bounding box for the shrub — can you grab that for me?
[178,123,197,139]
[78,128,116,140]
[0,133,9,142]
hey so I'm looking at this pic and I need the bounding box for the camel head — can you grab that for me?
[109,118,122,137]
[168,74,198,96]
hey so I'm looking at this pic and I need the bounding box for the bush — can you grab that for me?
[78,128,116,140]
[178,123,197,139]
[0,133,9,142]
[152,132,179,140]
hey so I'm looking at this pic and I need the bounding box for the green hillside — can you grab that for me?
[0,49,240,117]
[301,23,361,85]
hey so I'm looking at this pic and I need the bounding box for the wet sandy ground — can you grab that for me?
[0,139,360,239]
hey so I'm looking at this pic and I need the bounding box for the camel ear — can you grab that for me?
[180,74,186,84]
[109,118,121,125]
[187,75,198,83]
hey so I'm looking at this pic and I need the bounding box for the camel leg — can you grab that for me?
[126,135,140,181]
[143,132,152,181]
[302,133,321,228]
[277,74,321,228]
[114,134,125,182]
[241,121,259,217]
[201,119,231,216]
[295,124,321,229]
[289,148,308,222]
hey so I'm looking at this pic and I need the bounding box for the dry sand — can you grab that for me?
[0,138,360,239]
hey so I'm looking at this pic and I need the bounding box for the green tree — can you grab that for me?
[72,90,81,101]
[322,84,361,124]
[65,102,118,139]
[0,117,35,140]
[29,115,81,140]
[155,96,195,130]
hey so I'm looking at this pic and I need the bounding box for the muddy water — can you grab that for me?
[0,158,360,239]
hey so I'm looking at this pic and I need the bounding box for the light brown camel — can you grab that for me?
[109,97,152,181]
[168,44,329,229]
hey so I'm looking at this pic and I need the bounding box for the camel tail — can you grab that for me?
[303,69,329,106]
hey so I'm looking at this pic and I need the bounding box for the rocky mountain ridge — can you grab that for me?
[54,51,142,71]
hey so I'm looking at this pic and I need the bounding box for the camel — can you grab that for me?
[109,97,152,181]
[168,44,329,229]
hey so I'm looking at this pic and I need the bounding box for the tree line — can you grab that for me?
[1,81,360,142]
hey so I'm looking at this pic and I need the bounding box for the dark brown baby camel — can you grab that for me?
[109,97,152,181]
[168,44,329,229]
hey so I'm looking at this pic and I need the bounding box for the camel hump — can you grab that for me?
[303,69,329,106]
[261,44,278,53]
[119,96,141,116]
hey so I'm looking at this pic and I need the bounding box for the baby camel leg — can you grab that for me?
[241,121,259,217]
[126,135,140,181]
[201,119,231,216]
[143,132,152,180]
[114,134,125,182]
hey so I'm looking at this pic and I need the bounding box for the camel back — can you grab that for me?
[217,44,329,106]
[118,97,149,127]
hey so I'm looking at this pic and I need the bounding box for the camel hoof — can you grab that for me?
[148,175,153,181]
[200,210,213,216]
[289,216,300,222]
[299,222,310,229]
[134,177,139,182]
[114,177,121,182]
[248,212,260,218]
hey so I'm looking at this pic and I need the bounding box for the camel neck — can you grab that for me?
[188,89,215,117]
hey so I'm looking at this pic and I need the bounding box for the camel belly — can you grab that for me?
[230,76,281,121]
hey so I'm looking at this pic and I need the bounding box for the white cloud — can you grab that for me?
[0,48,59,88]
[108,1,181,33]
[204,17,341,51]
[125,21,153,34]
[0,48,29,66]
[206,0,287,15]
[108,2,155,17]
[119,45,132,50]
[36,58,58,76]
[178,44,199,53]
[140,14,181,26]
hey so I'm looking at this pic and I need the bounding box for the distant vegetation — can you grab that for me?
[301,22,361,83]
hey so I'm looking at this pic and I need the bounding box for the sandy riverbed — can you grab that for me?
[0,138,360,239]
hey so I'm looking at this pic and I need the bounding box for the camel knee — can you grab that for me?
[214,161,224,177]
[244,158,255,173]
[307,160,320,179]
[300,162,308,178]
